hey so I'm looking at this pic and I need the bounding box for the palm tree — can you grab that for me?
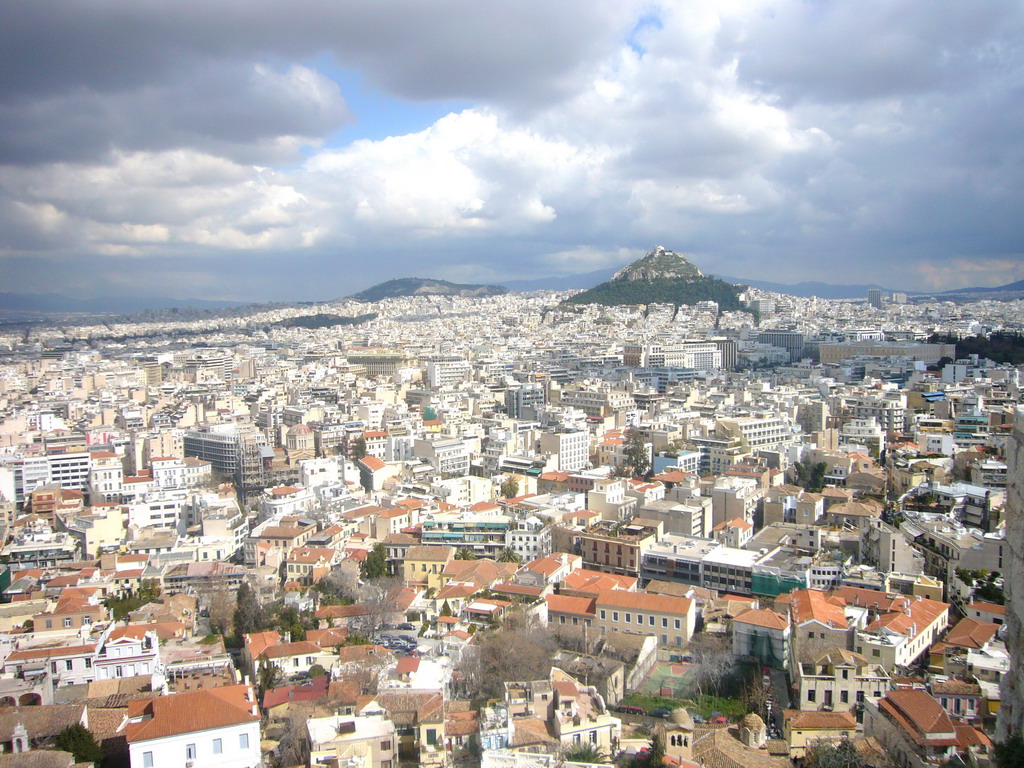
[563,743,608,764]
[455,547,477,560]
[499,475,520,499]
[497,547,521,564]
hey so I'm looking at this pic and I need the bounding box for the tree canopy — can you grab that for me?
[54,724,103,764]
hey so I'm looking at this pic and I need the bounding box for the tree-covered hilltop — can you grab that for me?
[928,332,1024,365]
[565,275,746,310]
[564,245,748,311]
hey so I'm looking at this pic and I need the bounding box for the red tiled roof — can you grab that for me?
[545,594,595,617]
[125,684,259,742]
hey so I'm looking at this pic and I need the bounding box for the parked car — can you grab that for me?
[710,716,729,725]
[649,707,673,719]
[397,622,415,630]
[690,714,706,724]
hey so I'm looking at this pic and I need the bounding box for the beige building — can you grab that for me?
[794,648,891,714]
[595,589,695,647]
[783,709,858,758]
[404,545,456,591]
[306,713,397,768]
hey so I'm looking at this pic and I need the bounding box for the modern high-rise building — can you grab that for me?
[867,288,883,309]
[183,425,271,501]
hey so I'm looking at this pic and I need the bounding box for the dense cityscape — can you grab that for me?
[0,258,1021,768]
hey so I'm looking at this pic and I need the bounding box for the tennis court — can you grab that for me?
[640,659,694,697]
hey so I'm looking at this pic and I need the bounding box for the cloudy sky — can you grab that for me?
[2,1,1022,301]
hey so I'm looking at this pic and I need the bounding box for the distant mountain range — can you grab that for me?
[939,279,1024,295]
[349,277,509,302]
[0,292,244,315]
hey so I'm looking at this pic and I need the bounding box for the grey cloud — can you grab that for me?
[0,1,636,164]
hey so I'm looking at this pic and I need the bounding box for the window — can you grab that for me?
[808,690,816,702]
[841,669,849,680]
[240,733,250,750]
[613,612,619,622]
[590,730,597,743]
[381,740,391,751]
[65,659,73,671]
[63,617,73,628]
[600,610,606,620]
[662,617,668,628]
[840,691,849,704]
[872,649,880,658]
[213,738,223,754]
[186,744,196,760]
[85,658,92,668]
[674,619,681,630]
[143,752,153,768]
[625,613,631,624]
[649,615,655,626]
[426,728,437,746]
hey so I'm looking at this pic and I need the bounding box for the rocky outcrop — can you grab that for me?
[997,407,1024,740]
[611,245,704,282]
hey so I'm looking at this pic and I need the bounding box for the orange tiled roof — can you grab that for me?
[124,684,258,742]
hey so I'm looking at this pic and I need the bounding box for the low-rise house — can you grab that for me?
[864,689,960,768]
[782,709,858,758]
[793,648,891,716]
[284,546,341,586]
[306,712,397,768]
[404,545,456,592]
[732,608,790,669]
[124,684,261,768]
[94,625,161,682]
[930,680,982,724]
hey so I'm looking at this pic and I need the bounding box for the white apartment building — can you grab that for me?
[425,355,471,388]
[539,429,589,472]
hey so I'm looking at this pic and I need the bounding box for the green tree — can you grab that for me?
[440,600,453,617]
[308,663,327,678]
[361,543,388,579]
[497,547,522,564]
[806,738,865,768]
[623,430,651,478]
[994,734,1024,768]
[423,406,438,421]
[352,436,367,459]
[639,732,665,768]
[499,475,520,499]
[455,547,477,560]
[256,657,283,702]
[794,461,828,493]
[54,723,103,764]
[564,743,608,764]
[233,582,268,636]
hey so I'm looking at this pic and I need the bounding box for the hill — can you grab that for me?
[350,278,509,302]
[941,279,1024,295]
[565,246,746,310]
